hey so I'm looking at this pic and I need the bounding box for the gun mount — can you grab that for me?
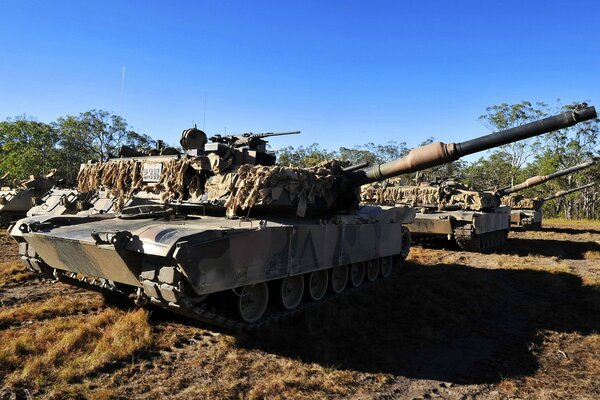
[209,131,300,152]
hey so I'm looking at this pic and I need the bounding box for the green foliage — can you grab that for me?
[0,116,59,179]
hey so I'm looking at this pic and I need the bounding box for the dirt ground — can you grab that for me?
[0,219,599,400]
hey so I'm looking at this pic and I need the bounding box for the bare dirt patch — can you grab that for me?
[0,220,598,399]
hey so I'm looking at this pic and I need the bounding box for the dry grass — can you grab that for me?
[0,260,32,287]
[583,250,600,261]
[0,294,104,327]
[500,333,600,400]
[0,308,152,398]
[0,218,599,399]
[545,218,600,228]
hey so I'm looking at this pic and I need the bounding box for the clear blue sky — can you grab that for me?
[1,0,598,155]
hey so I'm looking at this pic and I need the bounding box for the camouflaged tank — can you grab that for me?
[0,170,57,228]
[361,178,510,251]
[498,160,597,229]
[9,104,597,328]
[504,181,597,230]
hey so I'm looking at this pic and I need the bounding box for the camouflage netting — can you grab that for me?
[217,160,348,217]
[361,183,499,211]
[500,194,543,210]
[77,158,351,217]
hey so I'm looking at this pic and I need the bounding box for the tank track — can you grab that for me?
[19,242,408,332]
[453,227,509,252]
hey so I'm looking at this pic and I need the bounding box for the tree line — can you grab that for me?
[1,101,598,219]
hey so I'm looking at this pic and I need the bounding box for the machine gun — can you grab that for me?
[209,131,300,151]
[542,182,597,202]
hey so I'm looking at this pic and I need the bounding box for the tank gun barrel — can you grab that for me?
[346,103,597,185]
[498,159,597,195]
[542,182,597,201]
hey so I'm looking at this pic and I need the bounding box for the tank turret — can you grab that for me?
[542,182,597,202]
[0,170,58,227]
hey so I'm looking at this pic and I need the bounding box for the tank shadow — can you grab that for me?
[236,262,599,384]
[493,238,600,259]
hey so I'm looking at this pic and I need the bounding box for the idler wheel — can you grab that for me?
[278,275,304,310]
[365,259,379,282]
[380,256,393,278]
[307,270,328,301]
[236,283,269,323]
[330,265,348,294]
[349,262,365,287]
[399,226,411,261]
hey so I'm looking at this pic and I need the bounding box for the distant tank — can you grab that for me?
[361,176,511,251]
[9,104,597,328]
[0,170,57,228]
[26,144,178,217]
[506,181,597,229]
[498,160,596,229]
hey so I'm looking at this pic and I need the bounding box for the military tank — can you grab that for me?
[361,177,511,251]
[0,170,57,228]
[26,144,179,217]
[9,104,597,328]
[498,160,597,229]
[506,181,597,229]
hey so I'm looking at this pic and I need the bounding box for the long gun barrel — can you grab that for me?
[498,159,597,195]
[346,103,597,185]
[542,182,597,201]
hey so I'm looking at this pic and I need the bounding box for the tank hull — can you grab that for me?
[406,207,511,251]
[11,205,415,328]
[510,209,542,230]
[0,189,38,227]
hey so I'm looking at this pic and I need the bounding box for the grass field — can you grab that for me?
[0,220,599,399]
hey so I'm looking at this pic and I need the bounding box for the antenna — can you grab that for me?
[203,92,207,130]
[120,66,126,114]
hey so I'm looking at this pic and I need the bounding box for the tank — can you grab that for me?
[26,144,180,217]
[498,160,597,229]
[361,178,510,251]
[508,182,597,229]
[9,104,597,328]
[0,170,57,228]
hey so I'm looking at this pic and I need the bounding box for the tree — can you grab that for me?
[479,101,548,186]
[0,116,59,179]
[55,110,153,182]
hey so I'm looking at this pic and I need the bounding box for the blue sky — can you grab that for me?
[1,1,598,156]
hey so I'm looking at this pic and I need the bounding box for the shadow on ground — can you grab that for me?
[493,238,600,259]
[236,262,600,385]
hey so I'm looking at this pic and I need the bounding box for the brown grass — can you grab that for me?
[0,294,104,327]
[500,333,600,400]
[0,260,32,287]
[0,308,152,398]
